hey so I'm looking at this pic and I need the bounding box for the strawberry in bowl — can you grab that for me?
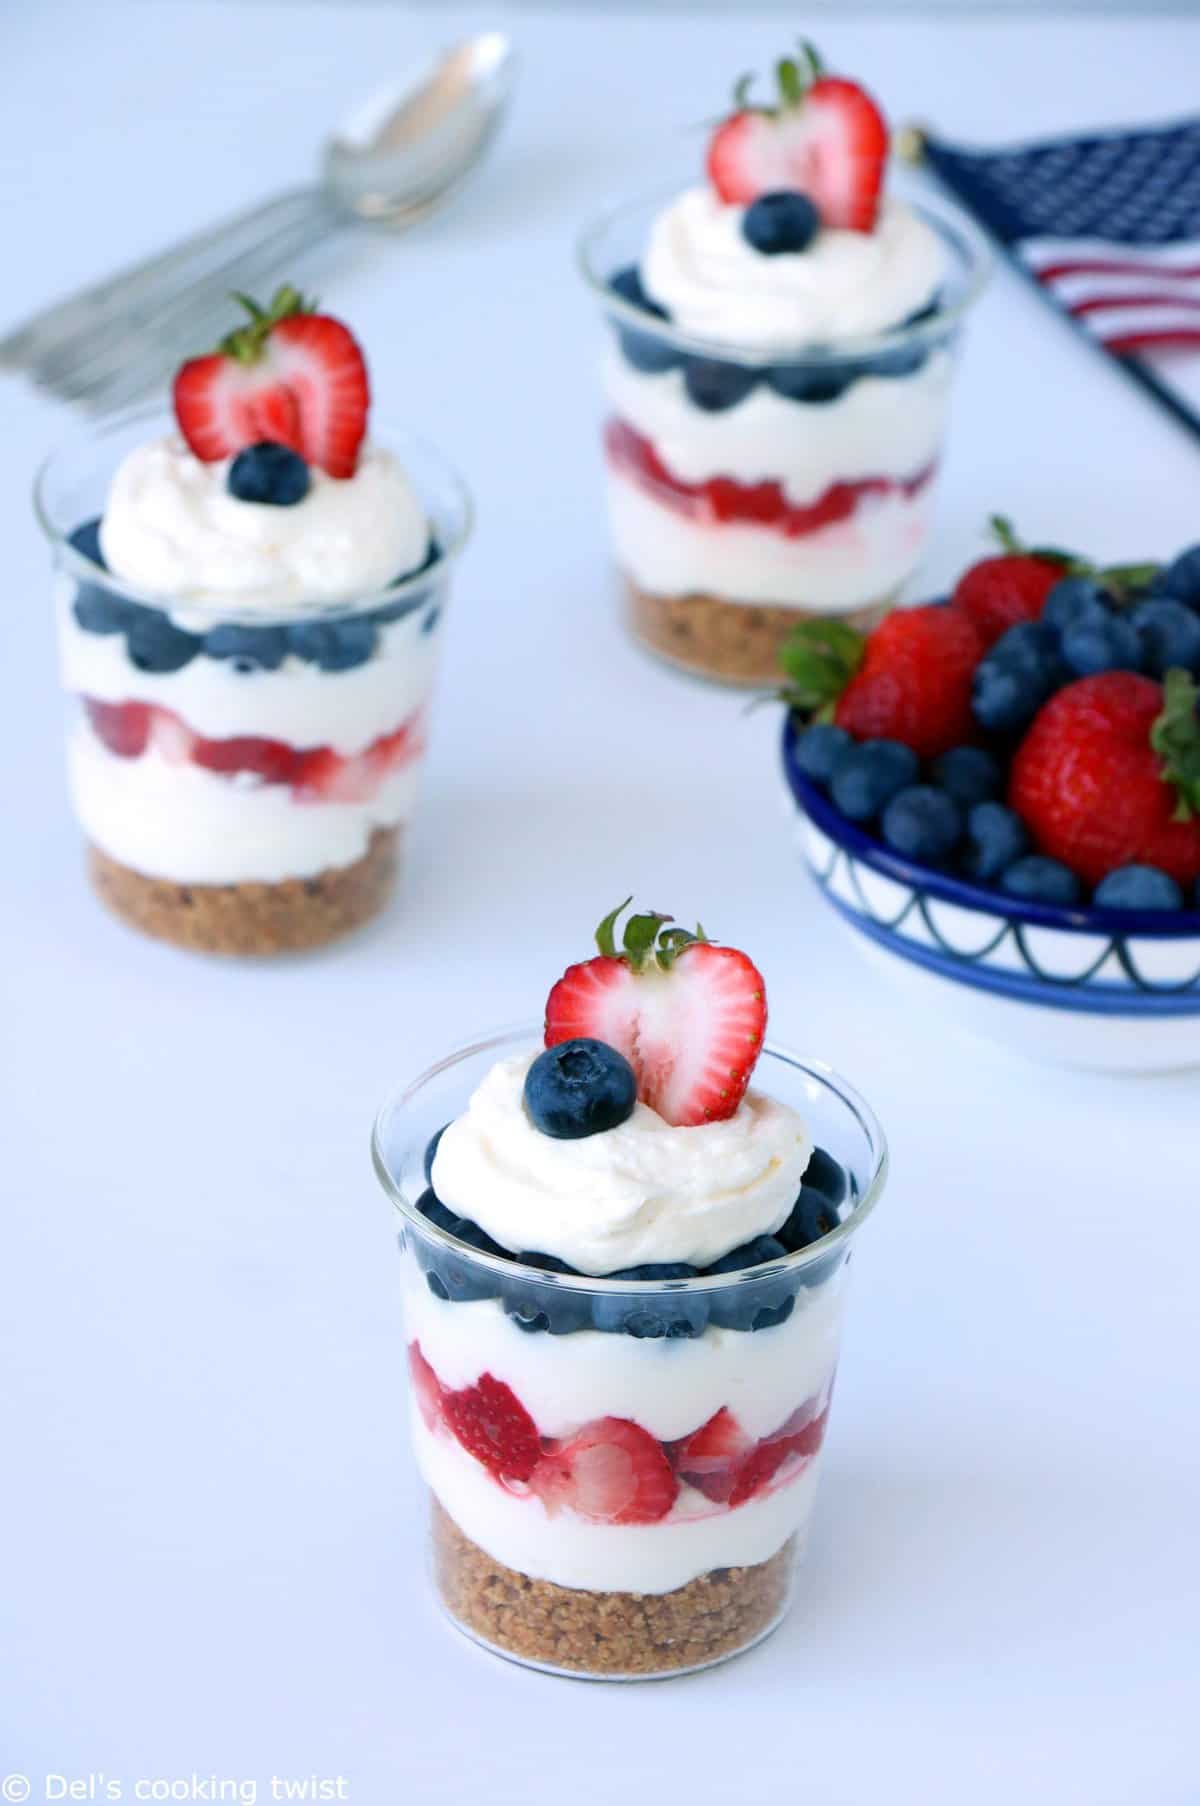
[780,524,1200,1071]
[577,42,989,687]
[37,285,472,955]
[372,901,888,1679]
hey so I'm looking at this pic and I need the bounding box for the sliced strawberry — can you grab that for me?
[84,698,152,758]
[293,715,424,804]
[173,285,369,479]
[706,52,887,231]
[532,1417,678,1525]
[728,1406,829,1507]
[543,902,767,1128]
[192,732,301,785]
[407,1342,444,1434]
[442,1373,541,1485]
[667,1407,753,1504]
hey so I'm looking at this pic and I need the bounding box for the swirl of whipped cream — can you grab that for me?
[100,435,429,610]
[641,188,944,348]
[430,1052,813,1275]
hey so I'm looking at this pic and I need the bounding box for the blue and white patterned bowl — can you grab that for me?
[782,716,1200,1071]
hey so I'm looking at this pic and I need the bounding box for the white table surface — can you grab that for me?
[2,6,1197,1803]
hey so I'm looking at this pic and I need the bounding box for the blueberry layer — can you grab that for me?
[606,266,948,411]
[66,519,443,674]
[412,1142,850,1336]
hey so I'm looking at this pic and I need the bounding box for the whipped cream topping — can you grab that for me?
[431,1052,812,1275]
[641,189,944,348]
[100,435,429,609]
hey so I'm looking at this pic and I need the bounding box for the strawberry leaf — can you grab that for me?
[623,910,672,965]
[595,897,633,959]
[777,618,865,716]
[1149,668,1200,821]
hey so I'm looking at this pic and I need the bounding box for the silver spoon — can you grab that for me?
[2,31,517,412]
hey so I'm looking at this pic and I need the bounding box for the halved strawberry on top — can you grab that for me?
[707,44,889,232]
[543,900,767,1128]
[173,284,369,479]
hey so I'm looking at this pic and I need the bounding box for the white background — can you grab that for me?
[2,6,1198,1804]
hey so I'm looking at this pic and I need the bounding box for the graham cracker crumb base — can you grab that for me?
[431,1499,795,1679]
[87,826,399,955]
[624,577,893,687]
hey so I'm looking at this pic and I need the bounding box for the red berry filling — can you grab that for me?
[606,419,935,541]
[83,696,424,804]
[410,1341,828,1521]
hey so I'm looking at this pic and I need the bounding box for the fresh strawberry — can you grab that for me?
[173,285,369,479]
[781,606,984,762]
[1009,670,1200,888]
[293,716,424,804]
[192,732,301,785]
[707,46,888,231]
[543,901,767,1128]
[953,517,1074,648]
[442,1373,542,1485]
[407,1342,444,1434]
[84,698,152,758]
[667,1408,753,1504]
[532,1418,678,1525]
[728,1407,828,1507]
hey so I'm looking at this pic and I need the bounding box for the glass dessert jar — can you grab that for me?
[578,187,988,687]
[373,1025,888,1680]
[35,409,471,954]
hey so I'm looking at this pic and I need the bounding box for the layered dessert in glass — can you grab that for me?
[373,902,887,1678]
[36,286,470,954]
[578,46,988,685]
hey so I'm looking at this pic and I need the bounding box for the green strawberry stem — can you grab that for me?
[776,618,865,719]
[733,40,823,117]
[594,900,707,972]
[219,283,313,364]
[1149,669,1200,822]
[986,516,1161,599]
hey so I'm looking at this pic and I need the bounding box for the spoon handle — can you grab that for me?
[1,185,347,408]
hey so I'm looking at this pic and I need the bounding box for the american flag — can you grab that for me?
[921,116,1200,439]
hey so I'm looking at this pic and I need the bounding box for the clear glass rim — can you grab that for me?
[576,182,991,366]
[371,1020,889,1293]
[32,403,474,625]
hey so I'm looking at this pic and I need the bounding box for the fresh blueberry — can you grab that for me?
[437,1216,504,1304]
[881,785,963,865]
[287,618,378,671]
[1061,611,1141,678]
[416,1187,459,1235]
[683,356,758,412]
[1041,576,1113,633]
[1154,544,1200,608]
[1000,856,1081,906]
[524,1039,637,1140]
[778,1187,840,1253]
[971,623,1065,735]
[125,608,202,673]
[794,723,853,788]
[767,363,850,404]
[423,1124,450,1185]
[902,293,944,327]
[503,1252,592,1336]
[742,190,820,255]
[73,586,134,635]
[608,264,681,374]
[68,517,106,568]
[204,623,289,671]
[705,1237,793,1332]
[803,1146,848,1207]
[962,801,1029,883]
[830,739,920,822]
[863,342,927,379]
[1130,599,1200,678]
[591,1263,707,1339]
[930,746,1002,808]
[227,441,311,506]
[371,541,442,624]
[1093,864,1184,910]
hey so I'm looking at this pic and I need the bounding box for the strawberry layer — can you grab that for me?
[82,695,424,805]
[605,418,935,540]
